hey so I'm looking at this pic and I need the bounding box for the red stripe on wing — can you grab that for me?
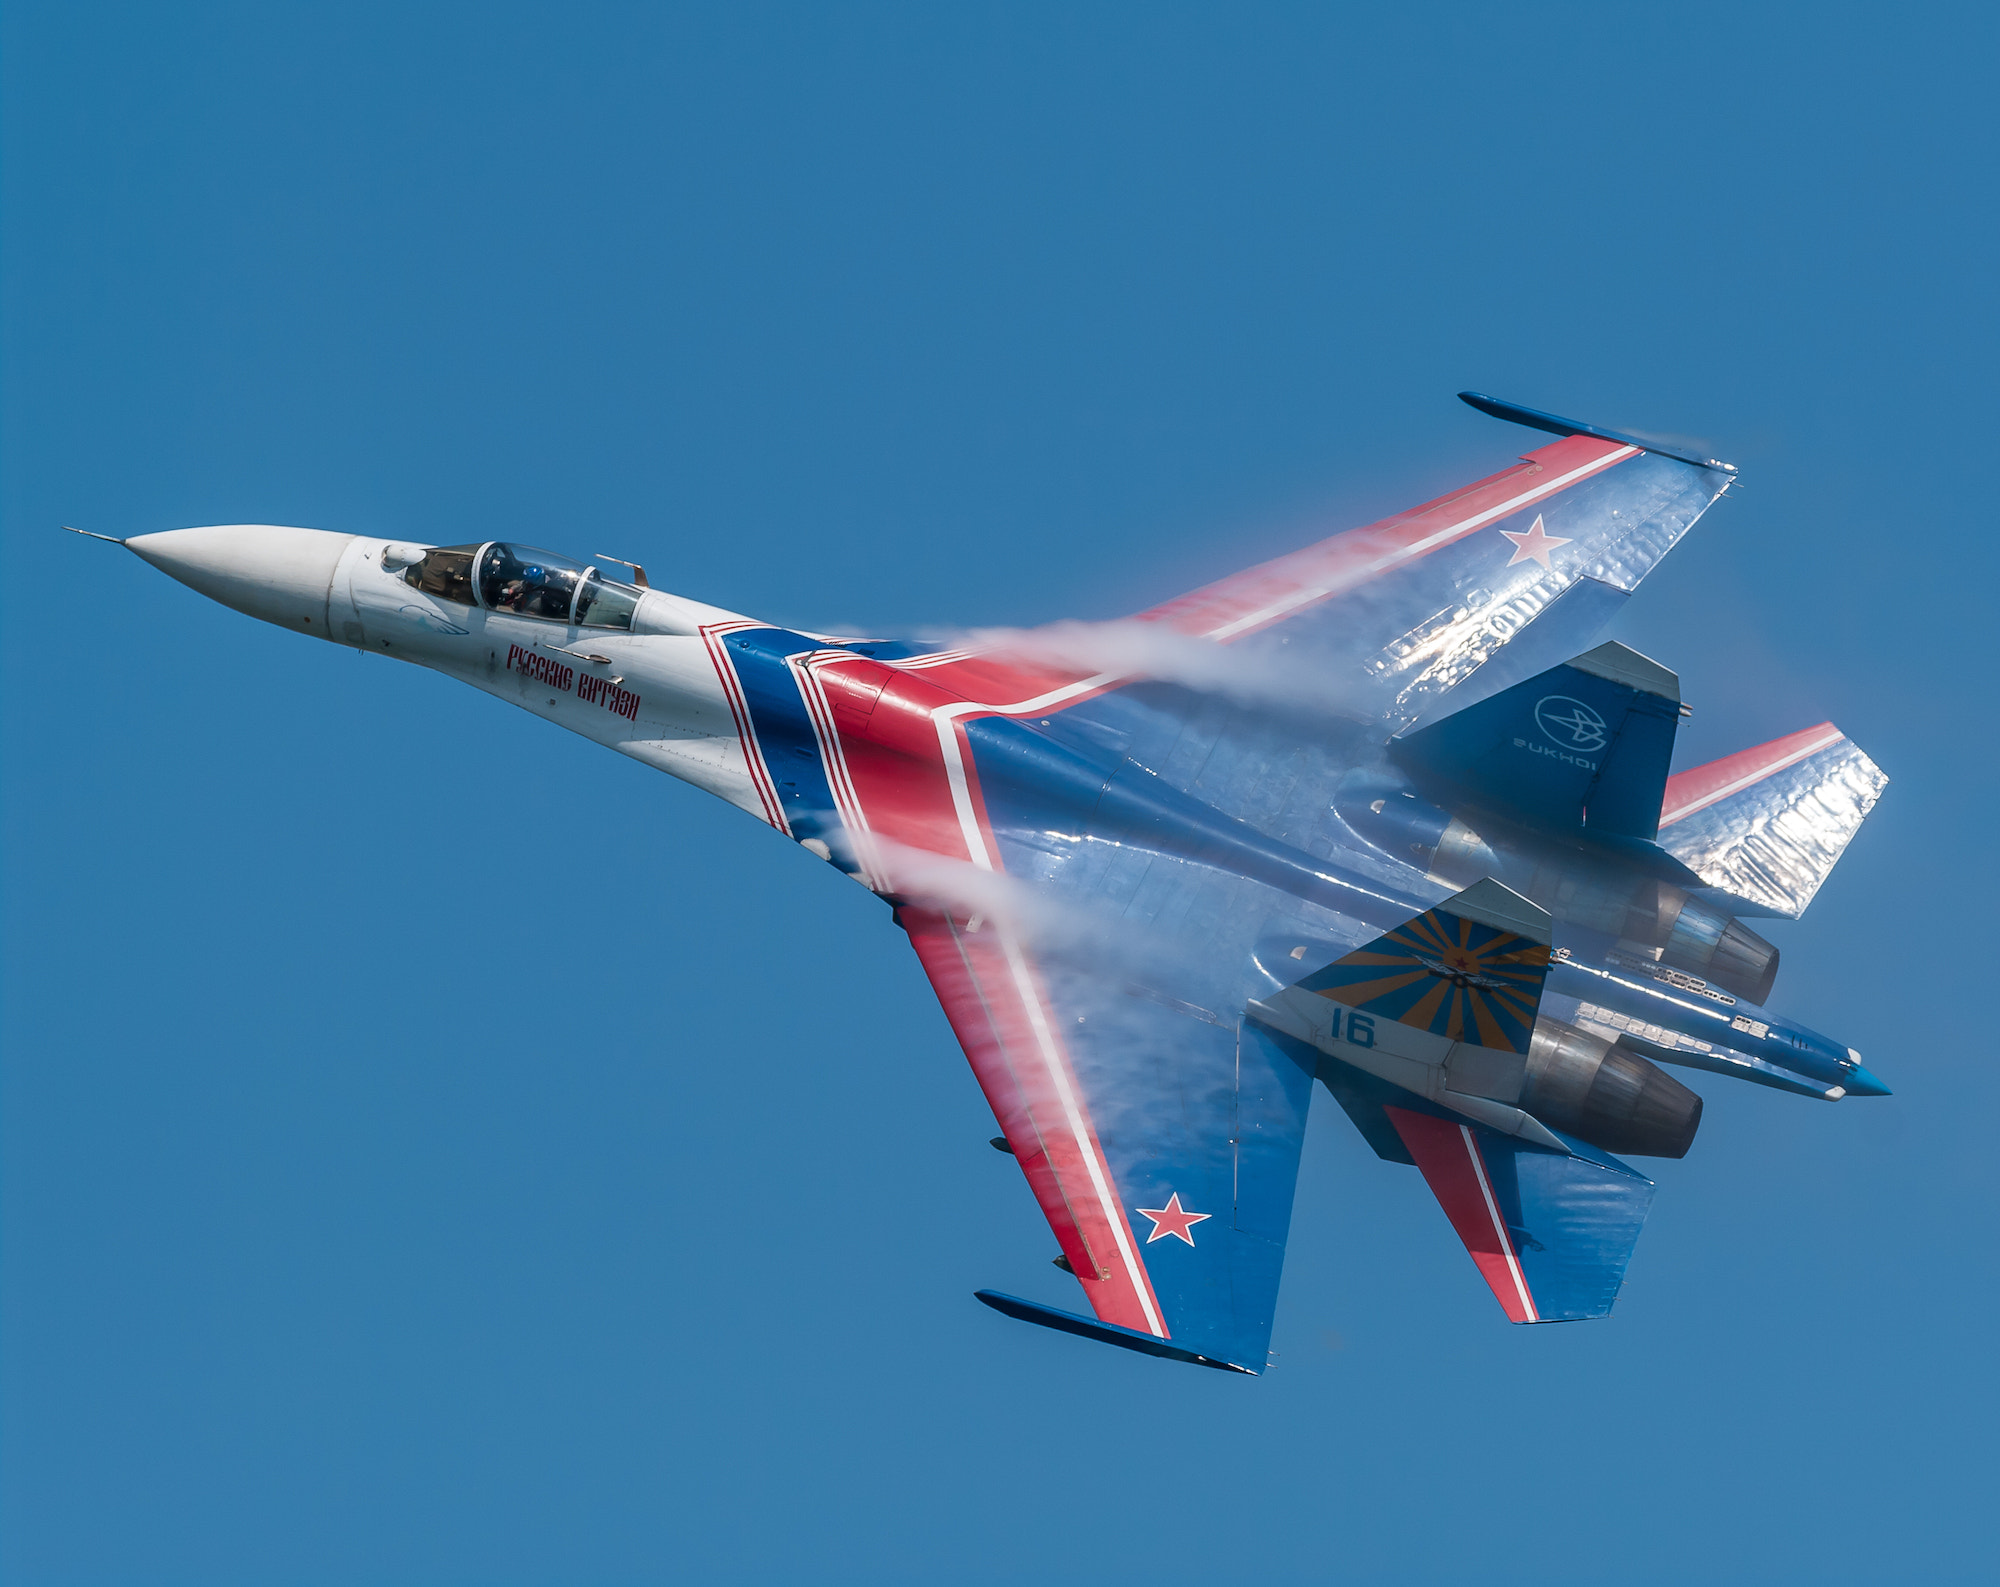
[1659,722,1847,827]
[810,658,987,861]
[1134,434,1634,644]
[782,654,1169,1338]
[901,906,1168,1338]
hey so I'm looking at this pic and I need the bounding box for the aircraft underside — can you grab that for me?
[92,391,1887,1373]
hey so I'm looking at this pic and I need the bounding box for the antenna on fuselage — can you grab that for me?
[592,553,649,588]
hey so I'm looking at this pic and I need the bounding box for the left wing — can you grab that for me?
[900,901,1316,1373]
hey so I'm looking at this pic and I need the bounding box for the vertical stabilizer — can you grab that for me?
[1392,642,1682,840]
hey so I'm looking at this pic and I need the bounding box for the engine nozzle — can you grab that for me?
[1521,1016,1702,1159]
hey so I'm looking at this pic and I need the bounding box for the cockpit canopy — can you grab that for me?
[403,542,645,630]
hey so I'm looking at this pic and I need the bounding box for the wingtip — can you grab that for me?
[973,1290,1258,1374]
[1457,391,1739,476]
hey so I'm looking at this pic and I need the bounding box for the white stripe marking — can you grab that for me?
[702,621,791,834]
[1459,1124,1537,1323]
[928,670,1123,870]
[926,692,1164,1337]
[789,650,889,888]
[1200,446,1639,642]
[895,647,978,670]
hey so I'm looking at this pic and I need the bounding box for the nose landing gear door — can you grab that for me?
[327,536,378,650]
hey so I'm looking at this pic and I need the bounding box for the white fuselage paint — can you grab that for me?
[346,538,749,792]
[166,527,776,822]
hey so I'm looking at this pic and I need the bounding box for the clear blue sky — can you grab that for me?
[4,5,1995,1583]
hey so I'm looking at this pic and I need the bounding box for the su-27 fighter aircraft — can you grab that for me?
[81,393,1887,1374]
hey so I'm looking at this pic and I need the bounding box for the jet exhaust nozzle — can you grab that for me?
[1521,1016,1703,1159]
[1335,782,1781,1004]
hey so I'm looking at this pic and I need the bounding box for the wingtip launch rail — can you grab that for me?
[1458,390,1740,475]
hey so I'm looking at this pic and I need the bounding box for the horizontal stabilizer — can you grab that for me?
[1386,1105,1654,1323]
[973,1291,1255,1372]
[1657,724,1887,918]
[1393,641,1682,841]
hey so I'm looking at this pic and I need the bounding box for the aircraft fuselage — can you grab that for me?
[120,523,1881,1103]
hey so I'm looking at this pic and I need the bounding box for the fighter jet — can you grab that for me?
[82,393,1887,1373]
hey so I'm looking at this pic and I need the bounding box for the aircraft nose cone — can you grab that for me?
[125,524,356,635]
[1840,1063,1892,1097]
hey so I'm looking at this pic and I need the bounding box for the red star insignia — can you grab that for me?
[1499,513,1573,569]
[1135,1192,1211,1246]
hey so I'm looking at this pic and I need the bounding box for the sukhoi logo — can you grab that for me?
[1534,695,1608,753]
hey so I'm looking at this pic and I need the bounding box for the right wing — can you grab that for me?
[896,392,1734,748]
[952,395,1740,866]
[1657,724,1888,918]
[1125,392,1735,733]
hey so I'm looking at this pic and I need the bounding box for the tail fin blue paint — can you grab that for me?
[1392,641,1681,841]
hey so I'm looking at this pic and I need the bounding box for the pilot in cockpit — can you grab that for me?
[405,540,644,630]
[481,544,581,619]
